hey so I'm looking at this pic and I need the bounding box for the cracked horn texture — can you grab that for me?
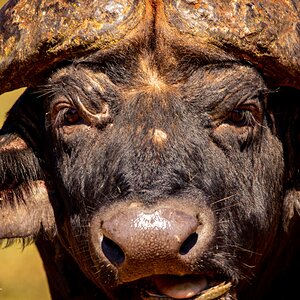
[0,0,146,94]
[1,0,300,94]
[164,0,300,88]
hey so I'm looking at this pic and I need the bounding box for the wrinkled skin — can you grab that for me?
[1,1,300,300]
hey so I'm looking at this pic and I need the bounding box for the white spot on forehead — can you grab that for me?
[153,129,167,140]
[152,128,168,146]
[133,212,171,230]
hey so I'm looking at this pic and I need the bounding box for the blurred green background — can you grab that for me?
[0,0,51,299]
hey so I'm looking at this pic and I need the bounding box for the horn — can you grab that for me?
[0,0,148,95]
[160,0,300,89]
[2,1,299,92]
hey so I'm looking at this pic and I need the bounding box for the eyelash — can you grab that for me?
[228,109,256,127]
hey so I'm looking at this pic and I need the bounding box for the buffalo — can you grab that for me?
[0,1,300,299]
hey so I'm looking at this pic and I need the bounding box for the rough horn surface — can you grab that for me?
[1,0,300,94]
[162,0,300,88]
[0,0,147,94]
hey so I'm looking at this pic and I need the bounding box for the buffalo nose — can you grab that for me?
[99,207,212,281]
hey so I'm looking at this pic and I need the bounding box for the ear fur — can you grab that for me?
[0,89,55,243]
[283,189,300,231]
[268,87,300,230]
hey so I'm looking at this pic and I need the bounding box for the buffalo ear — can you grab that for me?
[0,92,55,242]
[283,189,300,231]
[268,87,300,231]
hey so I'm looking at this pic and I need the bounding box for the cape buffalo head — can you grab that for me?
[1,1,300,299]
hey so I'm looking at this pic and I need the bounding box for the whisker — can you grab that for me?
[253,117,268,130]
[211,194,237,206]
[216,243,262,256]
[242,263,256,269]
[213,202,239,212]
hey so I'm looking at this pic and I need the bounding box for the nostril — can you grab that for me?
[179,232,198,255]
[101,236,125,266]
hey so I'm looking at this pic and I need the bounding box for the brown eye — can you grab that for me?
[64,108,81,125]
[229,109,254,126]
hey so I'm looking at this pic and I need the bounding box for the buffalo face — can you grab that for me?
[41,52,283,299]
[1,1,300,300]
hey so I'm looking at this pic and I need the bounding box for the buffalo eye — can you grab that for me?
[229,109,254,127]
[63,108,82,125]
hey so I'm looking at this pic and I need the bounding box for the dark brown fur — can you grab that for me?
[1,2,300,300]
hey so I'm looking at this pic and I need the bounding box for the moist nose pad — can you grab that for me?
[98,207,214,282]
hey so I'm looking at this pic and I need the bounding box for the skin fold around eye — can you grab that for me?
[51,95,112,130]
